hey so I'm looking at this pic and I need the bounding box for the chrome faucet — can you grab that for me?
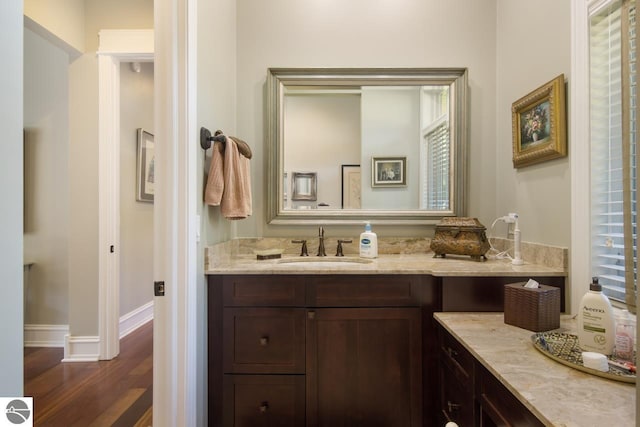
[317,226,326,256]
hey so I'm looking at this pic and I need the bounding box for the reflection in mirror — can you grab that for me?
[267,68,468,224]
[291,172,317,202]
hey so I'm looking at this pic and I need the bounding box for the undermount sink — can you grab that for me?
[275,257,373,267]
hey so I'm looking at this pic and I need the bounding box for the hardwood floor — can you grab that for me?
[24,321,153,427]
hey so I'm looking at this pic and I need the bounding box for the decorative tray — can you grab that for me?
[531,332,635,384]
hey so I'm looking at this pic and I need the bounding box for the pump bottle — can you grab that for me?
[359,222,378,258]
[577,277,615,355]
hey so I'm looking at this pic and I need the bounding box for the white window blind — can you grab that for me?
[423,120,450,210]
[590,0,637,307]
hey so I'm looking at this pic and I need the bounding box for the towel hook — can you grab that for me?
[200,127,227,150]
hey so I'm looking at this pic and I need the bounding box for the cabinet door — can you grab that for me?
[224,375,305,427]
[306,308,422,427]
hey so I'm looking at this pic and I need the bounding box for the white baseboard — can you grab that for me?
[24,324,69,347]
[26,302,154,362]
[62,335,100,362]
[119,300,154,338]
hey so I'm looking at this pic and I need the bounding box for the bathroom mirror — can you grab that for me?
[266,67,468,224]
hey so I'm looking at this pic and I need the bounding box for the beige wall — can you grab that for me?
[68,0,153,336]
[197,0,237,423]
[495,0,571,248]
[232,0,499,238]
[119,61,154,316]
[227,0,572,251]
[24,0,85,55]
[23,27,70,325]
[200,0,238,247]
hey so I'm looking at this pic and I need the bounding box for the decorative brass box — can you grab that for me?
[430,217,490,261]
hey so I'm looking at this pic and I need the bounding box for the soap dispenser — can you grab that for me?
[577,277,615,355]
[359,222,378,258]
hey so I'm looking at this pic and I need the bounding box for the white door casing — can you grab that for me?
[97,29,154,360]
[153,0,200,423]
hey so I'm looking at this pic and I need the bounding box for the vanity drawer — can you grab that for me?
[223,308,305,374]
[439,367,474,427]
[440,328,474,390]
[223,275,305,307]
[307,275,421,307]
[223,374,305,427]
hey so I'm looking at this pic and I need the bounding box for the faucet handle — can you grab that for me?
[291,240,309,256]
[335,239,352,257]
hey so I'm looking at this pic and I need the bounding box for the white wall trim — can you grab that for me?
[570,0,595,316]
[98,30,154,58]
[62,335,100,362]
[120,301,154,339]
[24,324,69,348]
[23,300,153,348]
[97,30,154,361]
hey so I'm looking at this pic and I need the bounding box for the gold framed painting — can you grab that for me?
[511,74,566,168]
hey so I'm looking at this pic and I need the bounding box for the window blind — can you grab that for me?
[423,120,450,210]
[590,0,637,309]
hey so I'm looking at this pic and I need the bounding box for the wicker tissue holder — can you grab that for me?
[504,282,560,332]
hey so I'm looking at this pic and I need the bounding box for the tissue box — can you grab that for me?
[504,282,560,332]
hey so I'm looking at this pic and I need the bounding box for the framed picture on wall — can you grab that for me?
[371,157,406,187]
[511,74,567,168]
[136,128,155,203]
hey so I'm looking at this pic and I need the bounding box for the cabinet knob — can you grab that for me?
[447,347,458,358]
[259,336,269,346]
[447,400,462,413]
[308,311,316,320]
[259,401,269,413]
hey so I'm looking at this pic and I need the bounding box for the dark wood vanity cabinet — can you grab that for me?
[437,324,545,427]
[208,274,433,427]
[209,273,562,426]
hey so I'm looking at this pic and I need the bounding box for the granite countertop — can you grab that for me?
[205,253,566,276]
[434,312,635,427]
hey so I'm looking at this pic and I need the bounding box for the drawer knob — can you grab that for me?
[259,336,269,346]
[447,400,462,413]
[259,401,269,413]
[447,347,458,358]
[308,311,316,320]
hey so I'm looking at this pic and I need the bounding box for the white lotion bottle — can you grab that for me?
[577,277,615,355]
[359,222,378,258]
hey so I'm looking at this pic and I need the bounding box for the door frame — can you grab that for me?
[97,29,154,360]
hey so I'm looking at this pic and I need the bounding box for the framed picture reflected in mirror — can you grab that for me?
[291,172,317,201]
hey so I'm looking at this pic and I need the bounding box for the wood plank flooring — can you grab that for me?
[24,321,153,427]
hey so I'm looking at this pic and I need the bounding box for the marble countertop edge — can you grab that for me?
[205,254,567,276]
